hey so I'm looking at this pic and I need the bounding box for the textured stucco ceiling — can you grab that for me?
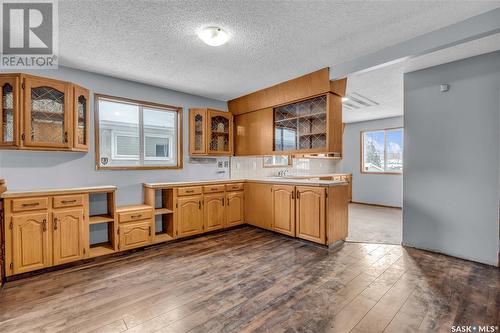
[344,32,500,123]
[58,0,500,102]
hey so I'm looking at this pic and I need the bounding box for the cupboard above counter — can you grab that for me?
[0,73,90,152]
[228,68,346,157]
[189,108,233,156]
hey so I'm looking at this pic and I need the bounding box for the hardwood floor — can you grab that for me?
[347,203,402,245]
[0,226,498,333]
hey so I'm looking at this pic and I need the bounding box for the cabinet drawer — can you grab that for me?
[53,194,83,208]
[12,197,48,212]
[203,184,225,193]
[225,183,244,191]
[118,210,152,223]
[177,186,202,196]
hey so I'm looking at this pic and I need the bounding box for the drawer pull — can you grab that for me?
[22,202,39,207]
[211,188,219,191]
[130,214,142,219]
[61,199,77,204]
[186,190,194,193]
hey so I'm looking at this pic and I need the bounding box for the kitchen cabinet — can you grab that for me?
[271,185,296,236]
[11,212,51,275]
[226,191,244,227]
[244,182,272,230]
[23,76,72,149]
[189,108,233,156]
[204,192,225,231]
[0,75,20,147]
[0,73,90,152]
[177,195,204,237]
[73,85,90,151]
[53,208,84,265]
[296,186,326,244]
[234,108,274,156]
[118,220,151,251]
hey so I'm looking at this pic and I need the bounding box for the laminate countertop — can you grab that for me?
[144,176,348,189]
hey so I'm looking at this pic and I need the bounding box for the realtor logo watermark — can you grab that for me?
[0,0,58,68]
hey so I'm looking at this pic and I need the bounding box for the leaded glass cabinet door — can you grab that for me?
[73,85,89,151]
[23,77,71,148]
[189,108,207,155]
[0,75,19,147]
[207,110,233,155]
[273,95,327,153]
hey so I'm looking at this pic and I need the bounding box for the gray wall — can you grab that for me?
[0,67,229,205]
[403,51,500,266]
[342,116,403,207]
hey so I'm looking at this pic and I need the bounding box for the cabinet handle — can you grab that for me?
[227,198,229,206]
[186,190,194,193]
[149,226,151,236]
[22,202,39,207]
[221,198,224,206]
[292,191,295,199]
[61,199,77,204]
[54,218,58,230]
[42,219,47,232]
[130,214,142,219]
[296,191,300,199]
[199,201,201,210]
[64,131,68,143]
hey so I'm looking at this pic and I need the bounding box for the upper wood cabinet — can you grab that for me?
[0,73,90,152]
[189,108,233,156]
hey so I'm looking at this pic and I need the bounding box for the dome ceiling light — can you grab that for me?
[197,26,230,46]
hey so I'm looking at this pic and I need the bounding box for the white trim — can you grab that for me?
[111,131,140,160]
[144,133,173,161]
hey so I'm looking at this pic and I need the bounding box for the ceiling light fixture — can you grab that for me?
[198,26,230,46]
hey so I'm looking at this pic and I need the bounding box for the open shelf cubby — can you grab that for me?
[145,188,175,242]
[88,192,116,256]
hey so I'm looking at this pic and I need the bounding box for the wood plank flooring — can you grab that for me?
[0,226,498,333]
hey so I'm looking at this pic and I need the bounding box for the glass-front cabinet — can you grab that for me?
[24,77,71,148]
[0,73,90,152]
[272,93,342,155]
[73,85,90,151]
[0,75,19,147]
[189,108,233,156]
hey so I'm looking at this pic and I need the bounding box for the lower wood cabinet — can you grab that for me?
[11,212,51,275]
[244,182,272,230]
[226,191,244,227]
[296,186,326,244]
[53,208,84,265]
[177,195,204,238]
[204,193,225,231]
[271,185,296,237]
[119,220,151,251]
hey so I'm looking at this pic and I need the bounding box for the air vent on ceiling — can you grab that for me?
[343,92,379,111]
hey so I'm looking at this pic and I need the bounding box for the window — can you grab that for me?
[263,155,291,168]
[361,127,403,174]
[95,94,182,169]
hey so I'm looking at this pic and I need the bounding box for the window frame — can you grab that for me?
[360,127,403,175]
[94,93,183,170]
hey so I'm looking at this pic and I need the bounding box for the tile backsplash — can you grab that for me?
[230,156,342,179]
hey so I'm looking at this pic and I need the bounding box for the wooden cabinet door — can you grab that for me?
[11,212,51,274]
[244,182,272,230]
[0,75,20,147]
[53,209,84,265]
[226,191,244,227]
[73,85,89,151]
[272,185,295,236]
[177,195,203,238]
[189,108,207,155]
[204,193,225,231]
[207,110,233,155]
[119,221,151,251]
[296,186,326,244]
[23,76,72,149]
